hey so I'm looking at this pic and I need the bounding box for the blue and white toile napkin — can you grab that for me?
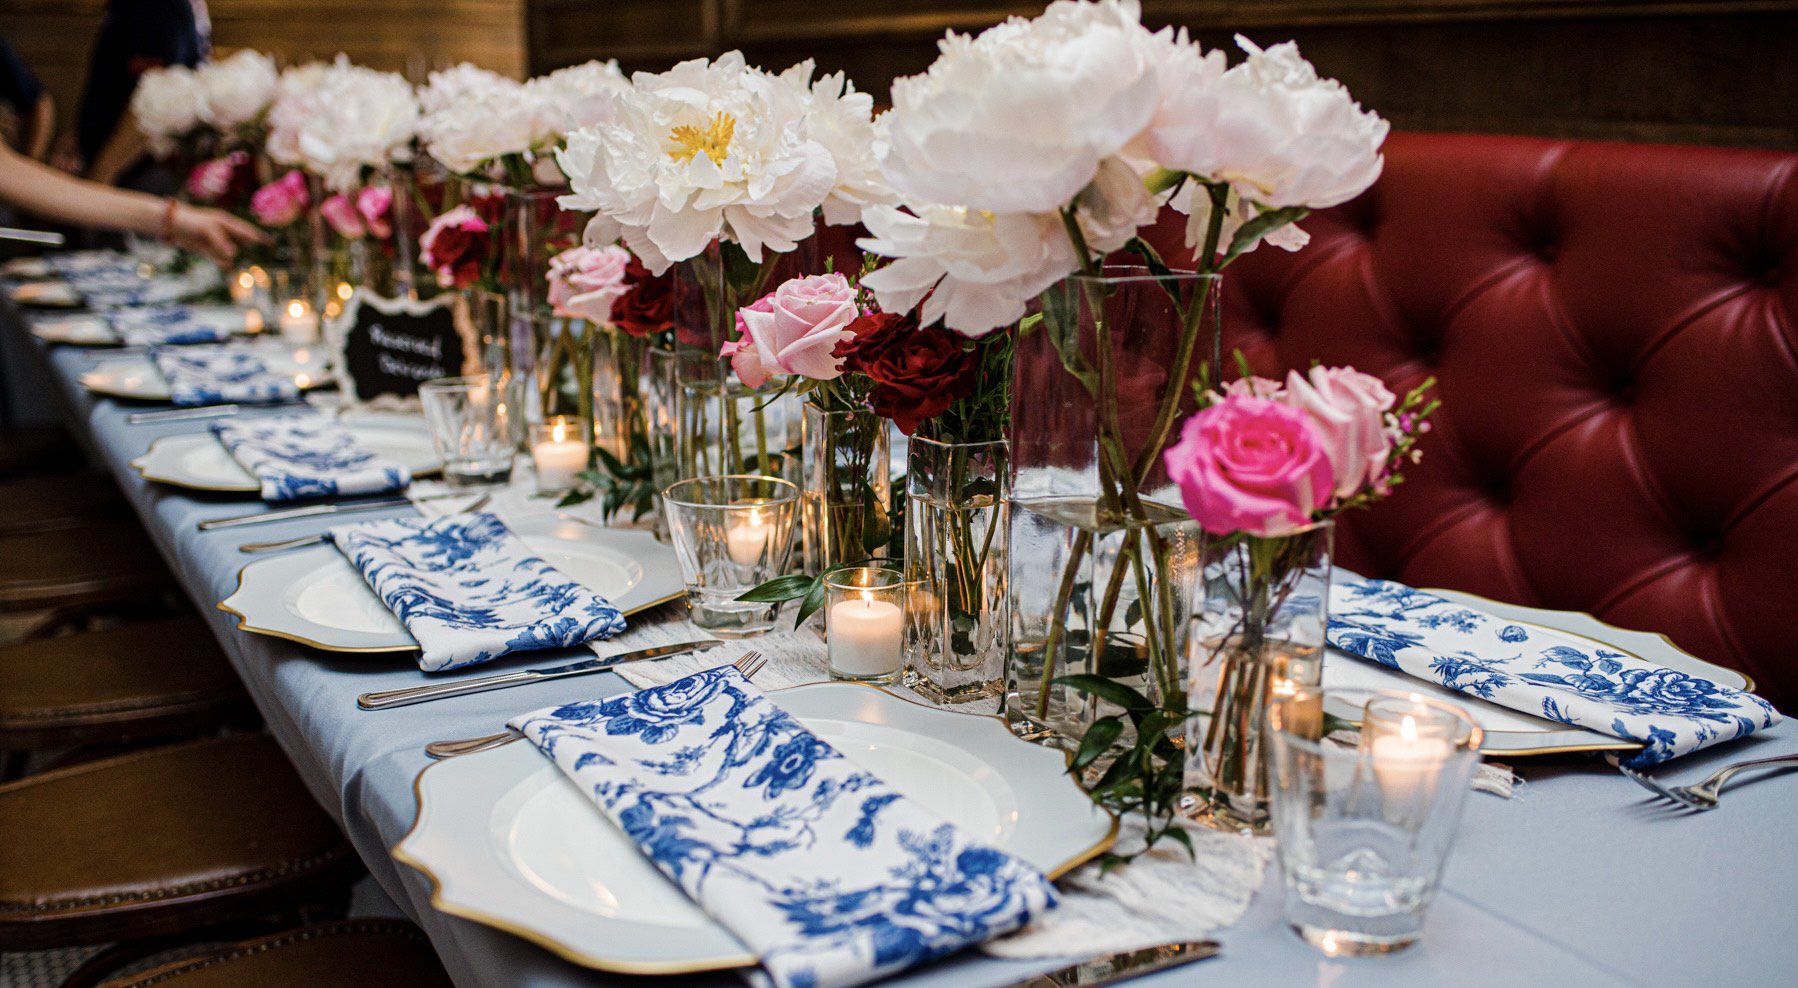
[510,665,1059,988]
[331,512,626,672]
[1328,578,1781,766]
[114,305,238,347]
[212,414,410,502]
[151,344,303,406]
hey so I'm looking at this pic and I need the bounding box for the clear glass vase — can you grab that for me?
[641,344,680,539]
[465,288,509,380]
[903,435,1008,704]
[1184,520,1335,835]
[502,186,580,426]
[593,328,648,465]
[799,404,892,574]
[533,312,597,459]
[1004,267,1221,747]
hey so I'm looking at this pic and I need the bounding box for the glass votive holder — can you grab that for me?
[530,416,591,494]
[419,374,522,489]
[824,562,909,684]
[1268,688,1483,957]
[662,475,799,637]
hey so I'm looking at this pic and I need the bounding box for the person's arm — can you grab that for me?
[24,92,52,161]
[85,117,147,185]
[0,141,266,265]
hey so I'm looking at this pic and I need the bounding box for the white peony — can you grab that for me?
[1170,182,1309,258]
[265,61,332,166]
[417,62,513,116]
[421,83,556,177]
[1143,34,1387,211]
[130,65,202,155]
[194,49,278,131]
[526,60,629,137]
[776,61,893,226]
[557,51,836,273]
[282,58,418,191]
[878,0,1164,215]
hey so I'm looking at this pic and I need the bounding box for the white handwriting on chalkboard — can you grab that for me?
[378,352,447,381]
[369,323,445,360]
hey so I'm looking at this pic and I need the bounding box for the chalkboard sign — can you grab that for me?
[326,292,479,406]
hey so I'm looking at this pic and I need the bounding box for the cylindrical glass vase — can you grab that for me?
[800,404,891,575]
[502,186,580,427]
[641,344,680,539]
[593,328,648,466]
[1184,520,1335,835]
[533,312,597,466]
[903,436,1009,704]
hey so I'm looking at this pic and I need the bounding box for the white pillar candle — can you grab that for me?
[531,420,588,491]
[727,509,771,566]
[278,299,318,344]
[829,594,904,678]
[1370,714,1453,802]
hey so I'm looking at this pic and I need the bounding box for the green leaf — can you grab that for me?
[556,488,594,507]
[793,575,830,628]
[1158,824,1196,859]
[1070,717,1124,772]
[735,573,817,603]
[1220,205,1310,267]
[1051,673,1153,713]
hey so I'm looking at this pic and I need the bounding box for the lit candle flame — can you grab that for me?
[1400,715,1418,742]
[551,420,567,443]
[286,300,306,318]
[336,282,353,301]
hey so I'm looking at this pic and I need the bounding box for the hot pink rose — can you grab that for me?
[356,185,393,239]
[419,205,491,289]
[184,152,245,204]
[723,273,859,389]
[547,244,632,325]
[250,170,310,227]
[1281,365,1396,500]
[1165,395,1334,538]
[319,193,366,239]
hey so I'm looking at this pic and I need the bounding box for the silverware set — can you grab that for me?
[235,493,491,552]
[1615,752,1798,810]
[127,401,307,424]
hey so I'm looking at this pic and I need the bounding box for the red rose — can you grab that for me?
[613,255,678,339]
[419,205,490,290]
[836,312,978,435]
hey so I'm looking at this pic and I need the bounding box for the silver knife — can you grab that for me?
[1003,941,1221,988]
[128,403,245,424]
[199,491,470,531]
[356,640,726,710]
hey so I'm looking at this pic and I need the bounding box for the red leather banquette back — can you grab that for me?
[1145,131,1798,711]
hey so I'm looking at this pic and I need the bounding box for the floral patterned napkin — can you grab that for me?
[115,305,239,347]
[212,413,410,502]
[1328,578,1780,766]
[151,344,303,406]
[510,665,1059,988]
[330,512,626,672]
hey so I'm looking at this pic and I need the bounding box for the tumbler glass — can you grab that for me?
[419,374,522,488]
[1268,688,1483,956]
[662,475,800,636]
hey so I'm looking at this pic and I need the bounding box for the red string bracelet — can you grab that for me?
[158,197,180,242]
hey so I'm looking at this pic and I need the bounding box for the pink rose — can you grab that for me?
[724,273,859,389]
[1219,375,1284,400]
[547,244,632,325]
[319,193,366,239]
[419,205,491,289]
[1165,395,1335,538]
[1281,365,1396,500]
[250,170,310,227]
[184,152,245,204]
[356,185,393,239]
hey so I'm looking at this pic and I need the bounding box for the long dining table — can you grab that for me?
[5,292,1797,988]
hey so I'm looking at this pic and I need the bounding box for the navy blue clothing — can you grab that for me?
[0,36,43,115]
[75,0,209,160]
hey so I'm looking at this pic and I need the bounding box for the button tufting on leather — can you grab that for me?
[1538,240,1560,263]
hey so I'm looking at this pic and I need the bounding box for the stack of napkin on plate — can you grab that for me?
[151,345,303,406]
[512,665,1059,988]
[1328,578,1780,766]
[331,512,627,672]
[213,414,410,502]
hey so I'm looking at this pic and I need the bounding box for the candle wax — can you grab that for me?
[829,596,904,678]
[727,513,770,566]
[531,439,587,490]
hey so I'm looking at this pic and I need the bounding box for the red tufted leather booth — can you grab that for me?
[1144,132,1798,712]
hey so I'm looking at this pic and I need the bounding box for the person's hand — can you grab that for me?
[169,204,270,267]
[48,134,82,174]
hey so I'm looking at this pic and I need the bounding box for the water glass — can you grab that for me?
[662,475,800,636]
[419,374,522,488]
[1268,688,1483,956]
[825,562,909,685]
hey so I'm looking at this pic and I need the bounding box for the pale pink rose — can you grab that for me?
[547,244,632,325]
[1281,365,1396,500]
[319,193,366,239]
[725,273,858,388]
[1164,395,1334,538]
[250,170,310,227]
[184,152,245,204]
[1219,375,1284,400]
[356,185,393,239]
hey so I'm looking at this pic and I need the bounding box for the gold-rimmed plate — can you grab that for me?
[218,516,686,654]
[131,417,440,493]
[1321,588,1752,757]
[394,681,1116,974]
[79,344,332,402]
[31,314,116,346]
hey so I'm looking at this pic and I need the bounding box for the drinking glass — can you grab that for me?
[1268,688,1483,956]
[419,374,522,488]
[825,562,909,685]
[662,475,800,636]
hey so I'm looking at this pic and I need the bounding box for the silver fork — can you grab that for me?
[238,492,491,553]
[1615,753,1798,810]
[423,649,767,759]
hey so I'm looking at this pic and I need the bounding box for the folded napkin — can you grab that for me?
[331,512,626,672]
[511,665,1058,988]
[115,306,237,347]
[212,414,410,502]
[151,345,302,406]
[1328,578,1780,766]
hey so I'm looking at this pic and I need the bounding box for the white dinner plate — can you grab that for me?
[395,682,1116,974]
[31,315,116,346]
[219,516,686,653]
[1,257,54,278]
[78,344,331,401]
[10,281,83,308]
[131,417,440,492]
[1321,588,1753,757]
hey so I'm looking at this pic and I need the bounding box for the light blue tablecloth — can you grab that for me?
[10,294,1797,987]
